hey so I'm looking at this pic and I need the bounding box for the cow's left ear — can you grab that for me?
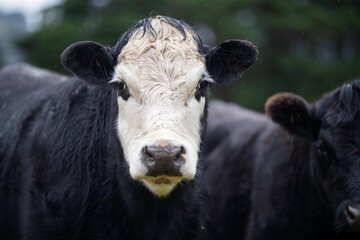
[206,40,258,85]
[61,41,115,85]
[265,92,320,140]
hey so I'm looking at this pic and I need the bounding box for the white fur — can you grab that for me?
[112,17,209,196]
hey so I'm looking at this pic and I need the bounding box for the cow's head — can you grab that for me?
[60,16,258,197]
[265,81,360,232]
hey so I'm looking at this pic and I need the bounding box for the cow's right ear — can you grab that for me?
[60,41,115,85]
[206,40,258,85]
[265,92,320,140]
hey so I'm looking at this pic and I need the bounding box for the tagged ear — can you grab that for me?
[206,40,258,85]
[60,41,115,85]
[265,92,319,140]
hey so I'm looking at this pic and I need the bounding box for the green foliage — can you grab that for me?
[17,0,360,111]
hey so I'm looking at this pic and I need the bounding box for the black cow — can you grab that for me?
[204,81,360,240]
[0,16,258,239]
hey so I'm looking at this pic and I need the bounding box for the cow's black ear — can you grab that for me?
[265,92,319,140]
[60,41,115,85]
[206,40,258,85]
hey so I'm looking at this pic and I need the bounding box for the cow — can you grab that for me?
[204,80,360,240]
[0,15,258,240]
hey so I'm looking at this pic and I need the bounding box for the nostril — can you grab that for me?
[348,207,356,220]
[180,146,186,155]
[143,146,152,158]
[345,205,360,227]
[172,146,185,164]
[143,146,155,165]
[169,145,182,158]
[347,206,360,220]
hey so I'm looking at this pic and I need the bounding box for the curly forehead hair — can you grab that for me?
[111,15,209,58]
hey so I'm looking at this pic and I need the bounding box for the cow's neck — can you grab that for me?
[92,150,207,239]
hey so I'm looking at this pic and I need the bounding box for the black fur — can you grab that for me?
[204,80,360,240]
[61,41,115,85]
[203,101,270,239]
[315,80,360,127]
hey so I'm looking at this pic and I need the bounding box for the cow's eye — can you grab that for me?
[117,80,127,92]
[109,80,130,100]
[197,80,210,90]
[194,78,212,101]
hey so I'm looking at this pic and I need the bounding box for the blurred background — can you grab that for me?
[0,0,359,111]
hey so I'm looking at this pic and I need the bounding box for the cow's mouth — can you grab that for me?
[151,176,172,184]
[141,176,183,197]
[143,175,183,185]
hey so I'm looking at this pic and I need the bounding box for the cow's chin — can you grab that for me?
[141,176,183,197]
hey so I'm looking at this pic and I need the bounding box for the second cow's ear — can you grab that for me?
[206,40,258,85]
[60,41,115,85]
[265,92,320,140]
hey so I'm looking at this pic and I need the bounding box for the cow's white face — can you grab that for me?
[110,18,212,197]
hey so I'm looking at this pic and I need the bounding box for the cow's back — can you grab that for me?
[0,63,67,95]
[0,64,68,129]
[0,64,68,162]
[204,100,270,155]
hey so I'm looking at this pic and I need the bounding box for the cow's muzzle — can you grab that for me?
[141,143,185,177]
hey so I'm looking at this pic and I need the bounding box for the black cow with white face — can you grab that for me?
[204,81,360,240]
[0,16,257,239]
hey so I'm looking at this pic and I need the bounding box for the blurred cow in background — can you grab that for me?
[204,80,360,240]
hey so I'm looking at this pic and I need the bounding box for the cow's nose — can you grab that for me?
[142,144,185,177]
[345,205,360,231]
